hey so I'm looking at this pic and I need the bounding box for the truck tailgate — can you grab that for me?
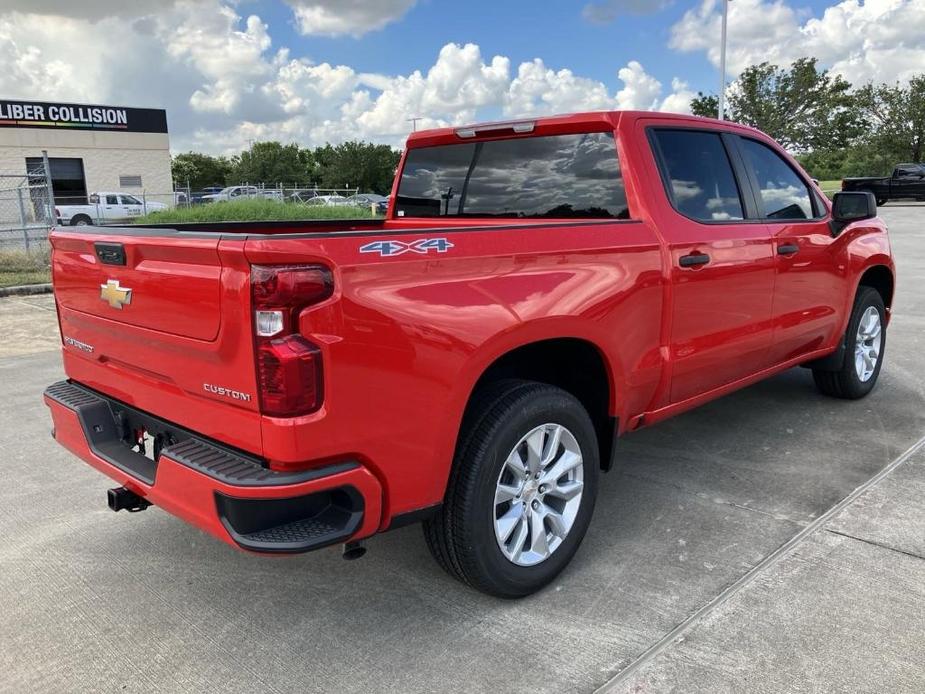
[50,226,263,456]
[54,232,222,340]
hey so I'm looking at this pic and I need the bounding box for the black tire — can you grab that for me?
[423,380,599,598]
[813,287,886,399]
[70,214,92,226]
[876,197,887,207]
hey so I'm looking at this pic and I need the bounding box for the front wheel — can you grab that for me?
[423,380,599,598]
[813,286,886,399]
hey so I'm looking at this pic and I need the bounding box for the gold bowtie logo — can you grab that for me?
[100,279,132,310]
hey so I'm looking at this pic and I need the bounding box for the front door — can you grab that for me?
[892,165,925,200]
[734,136,848,364]
[647,127,776,404]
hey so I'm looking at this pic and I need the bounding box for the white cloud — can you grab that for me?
[583,0,673,24]
[616,60,663,110]
[0,0,195,20]
[285,0,417,36]
[0,2,694,154]
[670,0,925,85]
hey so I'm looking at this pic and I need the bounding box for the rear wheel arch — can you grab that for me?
[458,338,617,472]
[70,214,93,226]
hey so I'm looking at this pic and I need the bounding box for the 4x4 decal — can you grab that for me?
[359,238,454,257]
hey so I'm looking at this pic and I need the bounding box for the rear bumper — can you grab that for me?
[44,381,382,554]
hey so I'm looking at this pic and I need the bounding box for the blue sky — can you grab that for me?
[247,0,835,102]
[1,0,923,152]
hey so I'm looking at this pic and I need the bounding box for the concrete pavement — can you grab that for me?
[1,205,923,693]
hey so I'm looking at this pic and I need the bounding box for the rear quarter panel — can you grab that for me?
[245,218,664,523]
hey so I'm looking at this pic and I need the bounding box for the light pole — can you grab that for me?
[407,117,423,132]
[718,0,730,120]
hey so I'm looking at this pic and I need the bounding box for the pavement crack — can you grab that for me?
[824,528,925,562]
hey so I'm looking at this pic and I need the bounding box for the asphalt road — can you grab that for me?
[1,206,923,693]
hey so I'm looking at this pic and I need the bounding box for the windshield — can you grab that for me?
[395,132,628,219]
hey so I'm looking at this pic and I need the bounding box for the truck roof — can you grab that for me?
[405,110,769,148]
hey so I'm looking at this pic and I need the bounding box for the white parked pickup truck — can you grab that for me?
[200,185,283,203]
[56,192,168,226]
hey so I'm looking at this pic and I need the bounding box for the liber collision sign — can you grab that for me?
[0,99,168,133]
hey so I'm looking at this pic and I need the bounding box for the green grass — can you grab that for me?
[817,180,841,198]
[0,249,51,288]
[136,198,378,224]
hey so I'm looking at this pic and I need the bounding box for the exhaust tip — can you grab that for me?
[342,540,366,560]
[107,487,151,513]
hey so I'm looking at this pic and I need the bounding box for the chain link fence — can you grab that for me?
[0,160,54,254]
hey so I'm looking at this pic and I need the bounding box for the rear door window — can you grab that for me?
[650,130,744,222]
[395,132,629,219]
[739,138,814,220]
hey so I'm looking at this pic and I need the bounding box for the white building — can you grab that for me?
[0,99,172,208]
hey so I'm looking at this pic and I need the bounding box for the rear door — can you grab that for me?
[647,127,776,403]
[102,194,125,221]
[733,136,846,364]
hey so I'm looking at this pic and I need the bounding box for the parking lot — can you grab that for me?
[1,206,923,693]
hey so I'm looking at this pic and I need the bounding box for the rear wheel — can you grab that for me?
[70,214,92,226]
[876,197,887,207]
[423,380,599,598]
[813,286,886,399]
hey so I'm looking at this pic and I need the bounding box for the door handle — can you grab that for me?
[679,253,710,268]
[777,243,799,256]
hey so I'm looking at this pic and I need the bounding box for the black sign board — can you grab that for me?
[0,99,168,134]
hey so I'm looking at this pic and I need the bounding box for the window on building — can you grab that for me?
[395,132,629,219]
[26,157,88,206]
[650,129,744,222]
[119,175,143,187]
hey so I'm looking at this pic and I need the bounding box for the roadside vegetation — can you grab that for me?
[0,248,50,288]
[136,198,377,224]
[690,60,924,181]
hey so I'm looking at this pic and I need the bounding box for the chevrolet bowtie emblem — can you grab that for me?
[100,279,132,310]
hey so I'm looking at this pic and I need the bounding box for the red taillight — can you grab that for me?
[257,336,323,416]
[251,265,332,416]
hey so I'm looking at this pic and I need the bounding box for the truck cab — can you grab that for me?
[56,191,168,226]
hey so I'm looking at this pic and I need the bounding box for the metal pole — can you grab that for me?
[41,149,56,226]
[16,187,29,252]
[718,0,729,120]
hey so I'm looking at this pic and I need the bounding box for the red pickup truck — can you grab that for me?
[45,111,894,597]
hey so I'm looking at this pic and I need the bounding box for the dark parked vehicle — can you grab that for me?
[345,193,389,214]
[842,163,925,205]
[189,186,226,205]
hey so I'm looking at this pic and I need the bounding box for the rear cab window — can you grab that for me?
[395,132,629,219]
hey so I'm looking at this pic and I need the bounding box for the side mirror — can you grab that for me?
[830,191,876,236]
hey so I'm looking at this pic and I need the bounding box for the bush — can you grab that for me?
[136,198,377,224]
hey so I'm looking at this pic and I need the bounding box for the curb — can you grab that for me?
[0,283,53,298]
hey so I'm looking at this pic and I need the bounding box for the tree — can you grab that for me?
[171,152,232,189]
[229,141,313,185]
[855,74,925,163]
[727,58,863,152]
[690,92,719,119]
[313,141,401,194]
